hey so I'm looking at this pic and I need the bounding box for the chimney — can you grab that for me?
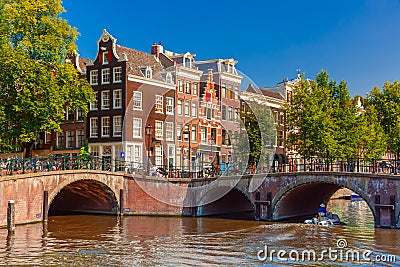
[151,42,163,58]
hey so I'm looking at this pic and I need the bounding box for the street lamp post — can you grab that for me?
[183,126,191,178]
[145,124,153,175]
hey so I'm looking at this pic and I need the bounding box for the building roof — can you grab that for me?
[78,57,90,73]
[116,44,164,77]
[259,88,285,100]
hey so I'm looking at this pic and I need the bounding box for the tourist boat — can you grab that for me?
[304,212,345,226]
[351,193,362,200]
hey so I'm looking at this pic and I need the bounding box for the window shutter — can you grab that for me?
[108,51,112,63]
[99,52,103,64]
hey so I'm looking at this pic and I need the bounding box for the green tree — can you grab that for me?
[355,104,386,158]
[0,0,93,157]
[285,70,376,159]
[285,71,336,158]
[368,81,400,158]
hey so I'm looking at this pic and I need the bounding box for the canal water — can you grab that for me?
[0,199,399,266]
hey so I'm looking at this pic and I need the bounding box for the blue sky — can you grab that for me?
[62,0,400,96]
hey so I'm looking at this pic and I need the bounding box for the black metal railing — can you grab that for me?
[0,155,398,178]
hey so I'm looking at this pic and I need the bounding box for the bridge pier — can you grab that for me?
[375,195,397,228]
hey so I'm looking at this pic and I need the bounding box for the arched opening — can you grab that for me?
[49,179,118,216]
[273,183,375,226]
[198,188,254,219]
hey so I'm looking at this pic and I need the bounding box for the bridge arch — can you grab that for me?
[197,186,255,216]
[48,178,119,216]
[271,180,376,222]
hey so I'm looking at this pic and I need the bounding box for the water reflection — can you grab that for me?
[0,200,399,266]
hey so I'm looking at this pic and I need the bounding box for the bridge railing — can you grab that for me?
[0,155,398,178]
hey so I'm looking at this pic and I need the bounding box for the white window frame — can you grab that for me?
[191,102,197,118]
[56,131,64,149]
[184,100,190,117]
[166,122,174,141]
[155,120,163,139]
[113,67,122,83]
[102,51,109,64]
[155,95,163,113]
[90,117,98,138]
[177,99,183,116]
[166,97,174,115]
[66,130,74,148]
[133,91,142,110]
[133,118,142,138]
[155,145,163,166]
[102,90,110,110]
[113,116,122,137]
[101,117,110,137]
[90,92,98,110]
[76,129,85,148]
[90,70,98,85]
[102,68,110,84]
[113,89,122,109]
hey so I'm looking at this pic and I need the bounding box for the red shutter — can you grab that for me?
[99,52,102,64]
[206,92,210,102]
[108,51,112,63]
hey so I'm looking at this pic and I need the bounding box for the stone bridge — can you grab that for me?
[0,170,398,228]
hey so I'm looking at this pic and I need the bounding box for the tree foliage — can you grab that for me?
[285,70,386,159]
[368,81,400,157]
[0,0,93,157]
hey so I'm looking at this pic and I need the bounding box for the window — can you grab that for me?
[177,123,182,140]
[177,99,183,115]
[113,67,122,83]
[155,95,163,113]
[57,132,64,149]
[166,122,174,141]
[278,130,284,147]
[102,91,110,109]
[90,146,99,156]
[191,102,197,118]
[228,106,233,121]
[228,84,233,99]
[200,127,207,144]
[191,125,197,142]
[127,144,142,166]
[141,66,152,79]
[102,68,110,84]
[66,130,74,148]
[166,97,174,115]
[221,83,226,98]
[185,100,190,117]
[133,91,142,110]
[90,70,98,85]
[113,116,122,137]
[133,118,142,138]
[90,118,98,137]
[178,80,183,93]
[155,120,163,139]
[222,129,227,145]
[102,51,109,64]
[113,89,122,109]
[76,108,84,122]
[185,81,191,94]
[234,86,239,100]
[66,107,74,122]
[90,92,98,110]
[76,130,84,147]
[192,83,198,95]
[274,111,278,124]
[279,112,285,125]
[166,72,173,83]
[101,117,110,137]
[146,67,152,78]
[155,146,163,166]
[44,133,51,144]
[168,145,175,168]
[221,105,226,120]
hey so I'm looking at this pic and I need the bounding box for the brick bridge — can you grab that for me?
[0,170,399,228]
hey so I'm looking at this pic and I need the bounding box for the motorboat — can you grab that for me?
[304,212,345,226]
